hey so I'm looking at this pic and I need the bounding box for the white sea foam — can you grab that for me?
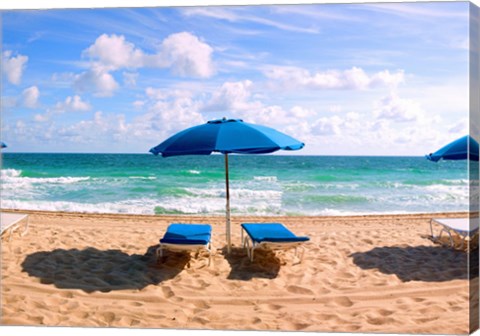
[1,169,90,185]
[253,176,277,182]
[1,198,158,215]
[1,168,22,178]
[184,187,282,200]
[187,170,201,175]
[129,176,157,180]
[158,194,283,215]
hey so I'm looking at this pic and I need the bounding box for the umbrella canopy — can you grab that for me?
[1,142,6,148]
[150,118,305,252]
[150,118,304,156]
[426,135,479,162]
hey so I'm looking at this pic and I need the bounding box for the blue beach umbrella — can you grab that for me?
[1,142,6,149]
[426,135,479,162]
[150,118,304,252]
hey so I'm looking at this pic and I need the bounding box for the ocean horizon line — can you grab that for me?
[1,151,428,158]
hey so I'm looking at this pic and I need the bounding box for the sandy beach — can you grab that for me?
[0,210,477,334]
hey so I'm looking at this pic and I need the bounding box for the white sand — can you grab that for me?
[1,210,477,334]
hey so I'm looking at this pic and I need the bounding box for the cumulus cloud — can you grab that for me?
[56,111,129,143]
[157,32,215,78]
[74,66,119,97]
[263,65,404,91]
[131,91,204,140]
[448,118,468,134]
[311,115,345,136]
[202,80,262,112]
[34,95,91,123]
[34,113,50,123]
[21,86,40,108]
[373,92,425,122]
[76,32,215,97]
[83,34,144,71]
[3,51,28,85]
[123,72,138,87]
[55,95,91,112]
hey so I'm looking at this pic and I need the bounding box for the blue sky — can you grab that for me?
[1,2,471,155]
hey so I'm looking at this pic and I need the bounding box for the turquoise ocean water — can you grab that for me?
[0,153,469,216]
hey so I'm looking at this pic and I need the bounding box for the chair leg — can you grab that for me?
[21,218,29,237]
[207,243,212,267]
[438,228,454,248]
[156,246,164,261]
[250,243,255,262]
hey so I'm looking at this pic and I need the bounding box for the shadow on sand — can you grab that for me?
[350,245,479,282]
[21,245,190,293]
[222,246,281,280]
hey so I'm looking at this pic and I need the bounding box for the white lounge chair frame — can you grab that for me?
[430,217,479,250]
[241,227,306,262]
[1,212,29,242]
[156,242,212,266]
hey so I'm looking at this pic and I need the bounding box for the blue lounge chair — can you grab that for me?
[156,223,213,265]
[241,223,310,262]
[1,212,29,242]
[429,218,479,250]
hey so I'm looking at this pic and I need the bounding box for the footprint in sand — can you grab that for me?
[191,316,210,325]
[367,316,394,326]
[286,285,314,295]
[192,299,210,309]
[333,296,354,307]
[265,303,283,311]
[58,291,74,299]
[252,317,262,324]
[129,301,143,307]
[162,286,174,298]
[100,311,116,324]
[72,311,89,319]
[377,308,394,316]
[317,313,337,321]
[415,316,439,323]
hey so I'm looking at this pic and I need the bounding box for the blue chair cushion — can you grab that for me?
[241,223,309,243]
[160,223,212,245]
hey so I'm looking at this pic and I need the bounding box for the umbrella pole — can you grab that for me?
[225,153,231,253]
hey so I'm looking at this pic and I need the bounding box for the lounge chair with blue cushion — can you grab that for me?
[156,223,213,265]
[1,212,29,242]
[429,217,479,251]
[241,223,310,262]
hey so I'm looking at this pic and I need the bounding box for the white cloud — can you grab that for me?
[57,111,129,143]
[2,51,28,85]
[34,113,50,123]
[182,7,319,34]
[311,115,344,136]
[74,66,119,97]
[145,87,193,102]
[33,95,91,123]
[21,86,40,108]
[76,32,215,97]
[83,34,144,71]
[373,92,425,122]
[133,100,145,109]
[448,118,468,134]
[123,72,138,87]
[157,32,215,78]
[82,32,215,77]
[55,95,91,112]
[202,80,261,112]
[131,93,204,140]
[369,70,405,88]
[264,66,405,91]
